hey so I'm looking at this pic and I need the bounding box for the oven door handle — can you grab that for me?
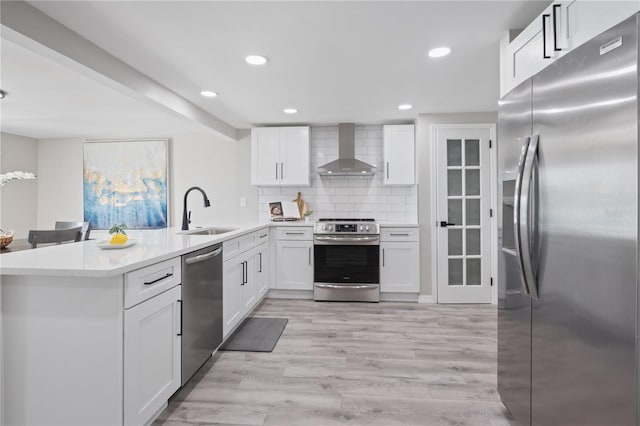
[314,235,379,243]
[315,284,379,290]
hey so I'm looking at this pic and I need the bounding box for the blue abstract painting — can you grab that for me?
[83,140,168,229]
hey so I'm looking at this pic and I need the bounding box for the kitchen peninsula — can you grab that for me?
[0,224,271,426]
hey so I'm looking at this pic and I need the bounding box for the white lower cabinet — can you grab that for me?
[124,285,182,425]
[380,227,420,293]
[223,230,269,338]
[380,242,420,293]
[223,249,256,337]
[276,239,313,290]
[242,251,257,311]
[256,241,269,297]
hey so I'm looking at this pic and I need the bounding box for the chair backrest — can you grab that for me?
[55,221,92,240]
[28,227,83,248]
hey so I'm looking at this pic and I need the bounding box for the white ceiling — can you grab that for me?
[22,0,550,131]
[0,38,202,139]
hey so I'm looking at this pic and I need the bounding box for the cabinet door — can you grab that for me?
[256,242,270,297]
[380,242,420,293]
[383,125,415,185]
[124,285,181,426]
[223,259,243,337]
[251,127,281,185]
[276,240,313,290]
[566,0,640,51]
[241,250,258,311]
[279,126,310,186]
[503,3,559,94]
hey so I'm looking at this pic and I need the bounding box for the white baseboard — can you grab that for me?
[266,289,314,300]
[380,293,419,302]
[418,295,436,304]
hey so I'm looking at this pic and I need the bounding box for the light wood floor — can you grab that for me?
[154,299,515,426]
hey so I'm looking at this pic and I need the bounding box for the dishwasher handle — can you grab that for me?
[184,247,222,265]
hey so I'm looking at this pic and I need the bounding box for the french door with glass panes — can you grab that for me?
[436,126,492,303]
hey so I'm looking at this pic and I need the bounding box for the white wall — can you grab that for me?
[170,130,257,227]
[37,138,84,227]
[257,125,418,223]
[416,112,498,297]
[36,131,257,230]
[0,132,38,238]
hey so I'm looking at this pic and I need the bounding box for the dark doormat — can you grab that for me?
[220,317,288,352]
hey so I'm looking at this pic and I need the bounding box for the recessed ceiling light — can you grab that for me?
[428,47,451,58]
[200,90,218,98]
[284,108,298,114]
[245,55,268,65]
[398,104,413,110]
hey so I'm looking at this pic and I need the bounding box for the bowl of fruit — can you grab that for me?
[97,224,136,249]
[0,230,15,248]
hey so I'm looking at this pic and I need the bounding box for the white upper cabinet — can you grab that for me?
[564,1,640,51]
[251,126,310,186]
[500,0,639,97]
[383,124,415,186]
[251,127,281,185]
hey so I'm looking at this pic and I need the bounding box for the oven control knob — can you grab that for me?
[359,225,364,231]
[365,225,370,231]
[328,225,333,231]
[322,225,327,231]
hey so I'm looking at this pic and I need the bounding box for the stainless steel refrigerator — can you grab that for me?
[498,14,639,426]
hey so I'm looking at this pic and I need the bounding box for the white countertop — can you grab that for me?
[0,220,419,277]
[0,223,270,278]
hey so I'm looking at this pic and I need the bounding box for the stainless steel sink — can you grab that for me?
[180,227,237,236]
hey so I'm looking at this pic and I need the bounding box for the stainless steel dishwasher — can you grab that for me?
[181,243,223,385]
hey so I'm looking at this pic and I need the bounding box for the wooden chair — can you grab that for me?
[28,226,83,249]
[55,221,92,240]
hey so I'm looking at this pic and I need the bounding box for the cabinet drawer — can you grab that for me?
[275,227,313,240]
[256,228,269,243]
[380,227,419,242]
[125,257,181,308]
[223,232,258,261]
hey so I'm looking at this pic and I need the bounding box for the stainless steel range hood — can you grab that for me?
[317,123,376,176]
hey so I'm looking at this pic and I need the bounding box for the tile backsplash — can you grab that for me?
[257,125,418,223]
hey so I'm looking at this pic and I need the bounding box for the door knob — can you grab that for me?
[440,221,456,227]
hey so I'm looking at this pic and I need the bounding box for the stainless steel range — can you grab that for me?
[313,218,380,302]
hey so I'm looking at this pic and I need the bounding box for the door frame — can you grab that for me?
[430,124,498,304]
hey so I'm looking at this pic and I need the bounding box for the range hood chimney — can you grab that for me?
[317,123,376,176]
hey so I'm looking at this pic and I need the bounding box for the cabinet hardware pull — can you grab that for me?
[275,162,278,180]
[316,284,379,290]
[389,233,410,236]
[258,253,263,273]
[286,232,304,235]
[308,247,311,265]
[177,300,183,336]
[185,247,221,265]
[382,248,385,267]
[241,261,246,285]
[542,14,551,58]
[552,4,562,52]
[144,273,172,285]
[259,234,268,239]
[386,162,390,179]
[281,163,284,180]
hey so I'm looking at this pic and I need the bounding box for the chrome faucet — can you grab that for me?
[182,186,211,230]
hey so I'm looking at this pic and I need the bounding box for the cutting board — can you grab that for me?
[293,192,307,218]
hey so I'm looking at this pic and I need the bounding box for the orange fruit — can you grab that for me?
[110,234,129,245]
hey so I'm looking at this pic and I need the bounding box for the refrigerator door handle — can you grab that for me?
[514,135,533,296]
[519,134,540,299]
